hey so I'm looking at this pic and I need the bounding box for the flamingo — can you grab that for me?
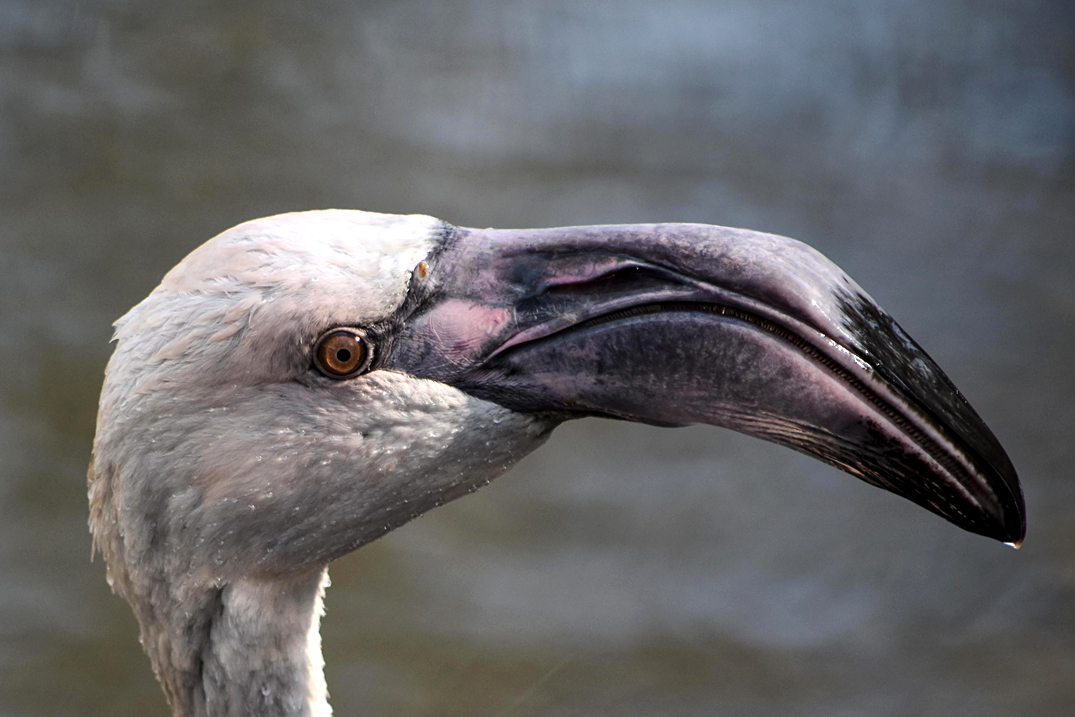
[89,210,1024,716]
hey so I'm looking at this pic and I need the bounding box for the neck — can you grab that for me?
[155,568,332,717]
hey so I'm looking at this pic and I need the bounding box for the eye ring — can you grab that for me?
[312,328,373,379]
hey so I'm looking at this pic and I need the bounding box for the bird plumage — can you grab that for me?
[91,211,553,715]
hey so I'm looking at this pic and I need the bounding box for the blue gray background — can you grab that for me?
[1,1,1073,715]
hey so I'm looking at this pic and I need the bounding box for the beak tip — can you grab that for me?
[992,493,1026,547]
[1003,473,1028,546]
[1008,516,1027,548]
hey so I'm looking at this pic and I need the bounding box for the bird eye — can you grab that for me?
[313,329,372,379]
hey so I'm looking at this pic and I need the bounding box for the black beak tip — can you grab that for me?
[984,467,1026,547]
[932,479,1024,546]
[1001,492,1027,548]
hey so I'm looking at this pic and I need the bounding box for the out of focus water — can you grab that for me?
[1,1,1073,715]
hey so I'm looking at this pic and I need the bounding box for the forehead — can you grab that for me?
[163,210,443,314]
[110,210,445,389]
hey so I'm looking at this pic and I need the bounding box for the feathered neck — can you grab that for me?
[146,569,332,717]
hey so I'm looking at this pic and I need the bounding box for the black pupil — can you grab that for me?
[336,348,352,363]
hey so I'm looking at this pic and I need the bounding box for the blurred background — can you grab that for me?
[1,0,1073,715]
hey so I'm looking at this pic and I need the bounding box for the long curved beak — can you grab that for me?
[383,222,1025,545]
